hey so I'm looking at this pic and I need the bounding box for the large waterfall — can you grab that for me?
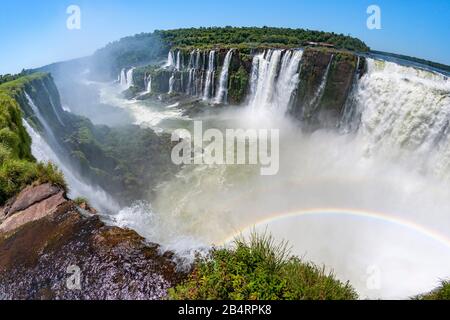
[165,49,220,102]
[203,50,216,100]
[214,49,234,104]
[119,67,135,89]
[352,58,450,178]
[248,49,303,113]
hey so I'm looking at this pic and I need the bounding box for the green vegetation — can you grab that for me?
[169,232,357,300]
[371,50,450,73]
[0,74,67,204]
[416,281,450,300]
[159,27,369,52]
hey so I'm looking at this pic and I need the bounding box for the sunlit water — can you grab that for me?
[26,55,450,299]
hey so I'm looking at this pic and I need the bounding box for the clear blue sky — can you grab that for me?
[0,0,449,74]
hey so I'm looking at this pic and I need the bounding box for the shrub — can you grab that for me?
[416,281,450,300]
[168,231,357,300]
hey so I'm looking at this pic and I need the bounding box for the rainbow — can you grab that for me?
[219,208,450,249]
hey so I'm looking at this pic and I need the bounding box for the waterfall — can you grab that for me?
[214,49,234,104]
[176,51,181,70]
[145,74,152,93]
[246,49,303,114]
[308,54,333,111]
[24,92,59,147]
[355,59,450,154]
[119,68,127,87]
[166,51,175,68]
[126,68,135,88]
[42,83,65,127]
[22,119,119,213]
[339,56,362,133]
[203,50,216,101]
[274,50,304,113]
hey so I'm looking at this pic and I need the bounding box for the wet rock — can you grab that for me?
[0,184,185,300]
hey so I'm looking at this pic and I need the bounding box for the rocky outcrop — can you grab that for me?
[0,184,185,300]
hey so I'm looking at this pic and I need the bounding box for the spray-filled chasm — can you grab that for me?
[26,49,450,299]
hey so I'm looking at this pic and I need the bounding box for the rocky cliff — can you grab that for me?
[0,183,184,299]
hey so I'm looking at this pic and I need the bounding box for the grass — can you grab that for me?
[168,231,358,300]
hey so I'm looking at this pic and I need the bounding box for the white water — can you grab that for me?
[308,55,333,111]
[203,50,216,100]
[42,83,65,127]
[111,56,450,299]
[97,80,184,131]
[126,68,135,88]
[214,49,234,104]
[248,49,303,115]
[168,74,175,94]
[355,59,450,179]
[118,68,135,89]
[145,74,152,93]
[119,68,127,87]
[176,50,182,70]
[165,51,175,68]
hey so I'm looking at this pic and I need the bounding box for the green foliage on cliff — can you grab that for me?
[416,281,450,300]
[169,232,357,300]
[159,27,369,52]
[0,73,66,204]
[228,66,250,104]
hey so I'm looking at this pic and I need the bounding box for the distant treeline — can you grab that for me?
[371,50,450,73]
[157,27,370,52]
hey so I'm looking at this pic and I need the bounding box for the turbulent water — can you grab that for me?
[26,50,450,299]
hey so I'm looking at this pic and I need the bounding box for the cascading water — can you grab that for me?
[214,49,234,104]
[119,68,127,87]
[168,74,175,94]
[42,83,65,127]
[176,50,182,70]
[166,51,175,68]
[126,68,135,88]
[118,67,135,89]
[353,58,450,178]
[203,50,216,100]
[23,119,119,213]
[308,54,333,111]
[145,74,152,94]
[112,53,450,299]
[274,50,304,113]
[248,49,303,114]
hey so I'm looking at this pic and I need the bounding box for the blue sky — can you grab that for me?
[0,0,449,74]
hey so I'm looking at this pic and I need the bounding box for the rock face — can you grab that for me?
[0,184,185,300]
